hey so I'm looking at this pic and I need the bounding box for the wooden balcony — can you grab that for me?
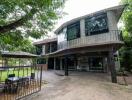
[58,30,123,50]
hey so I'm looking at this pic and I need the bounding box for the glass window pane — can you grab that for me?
[85,13,109,36]
[67,21,80,40]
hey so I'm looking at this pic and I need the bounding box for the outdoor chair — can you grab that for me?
[18,77,29,87]
[4,77,20,94]
[31,73,35,79]
[4,79,12,93]
[30,73,36,85]
[0,83,4,93]
[8,74,15,78]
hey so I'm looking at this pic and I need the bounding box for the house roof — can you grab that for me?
[55,4,127,34]
[0,51,38,58]
[33,38,57,46]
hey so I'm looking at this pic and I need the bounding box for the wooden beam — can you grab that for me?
[0,8,37,34]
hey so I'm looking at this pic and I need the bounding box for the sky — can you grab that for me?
[37,0,121,40]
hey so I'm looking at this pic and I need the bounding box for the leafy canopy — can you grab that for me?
[0,0,65,38]
[0,0,65,52]
[120,0,132,35]
[119,0,132,71]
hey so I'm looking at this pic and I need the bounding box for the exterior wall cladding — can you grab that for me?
[34,5,127,83]
[57,9,121,50]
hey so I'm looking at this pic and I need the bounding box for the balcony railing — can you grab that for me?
[58,30,123,50]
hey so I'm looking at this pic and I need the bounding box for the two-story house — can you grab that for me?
[34,5,127,83]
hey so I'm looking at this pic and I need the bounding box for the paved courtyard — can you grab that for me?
[27,70,132,100]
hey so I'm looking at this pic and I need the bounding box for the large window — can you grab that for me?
[51,42,57,52]
[58,28,67,43]
[37,58,46,64]
[36,45,42,55]
[85,13,109,36]
[45,42,57,53]
[46,43,50,53]
[67,21,80,40]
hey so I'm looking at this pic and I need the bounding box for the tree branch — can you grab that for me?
[0,9,37,34]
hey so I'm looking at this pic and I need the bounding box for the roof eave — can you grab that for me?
[54,4,127,34]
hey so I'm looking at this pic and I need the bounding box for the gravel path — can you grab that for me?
[26,71,132,100]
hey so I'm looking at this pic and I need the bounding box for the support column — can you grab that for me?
[46,58,48,70]
[54,57,56,70]
[49,43,52,53]
[108,50,117,83]
[80,19,85,37]
[60,58,62,70]
[103,57,107,73]
[65,57,68,76]
[75,56,78,70]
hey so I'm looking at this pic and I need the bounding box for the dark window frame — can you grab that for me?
[45,43,50,54]
[67,21,80,41]
[85,12,109,36]
[37,58,46,64]
[51,42,57,52]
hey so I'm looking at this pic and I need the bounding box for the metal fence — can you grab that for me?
[0,65,42,100]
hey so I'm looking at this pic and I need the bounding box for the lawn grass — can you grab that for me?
[0,68,36,82]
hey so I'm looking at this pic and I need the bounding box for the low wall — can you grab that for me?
[37,64,48,70]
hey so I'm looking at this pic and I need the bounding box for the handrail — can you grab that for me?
[58,30,123,50]
[0,65,35,69]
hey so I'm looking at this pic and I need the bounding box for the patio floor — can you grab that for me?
[26,70,132,100]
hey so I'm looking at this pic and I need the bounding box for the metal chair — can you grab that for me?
[8,74,15,78]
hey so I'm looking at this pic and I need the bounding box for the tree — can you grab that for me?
[120,0,132,72]
[119,36,132,71]
[0,0,65,52]
[0,0,65,38]
[0,31,35,53]
[121,0,132,35]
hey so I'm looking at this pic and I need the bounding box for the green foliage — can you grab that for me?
[0,0,65,38]
[1,68,32,82]
[0,0,65,52]
[0,31,35,53]
[121,0,132,34]
[120,0,132,72]
[120,47,132,71]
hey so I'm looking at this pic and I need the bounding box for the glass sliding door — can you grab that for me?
[89,57,104,72]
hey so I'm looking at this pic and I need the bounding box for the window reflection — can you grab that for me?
[85,13,109,35]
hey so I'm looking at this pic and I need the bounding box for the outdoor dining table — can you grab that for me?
[5,76,30,93]
[8,77,20,82]
[4,77,20,93]
[8,76,31,82]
